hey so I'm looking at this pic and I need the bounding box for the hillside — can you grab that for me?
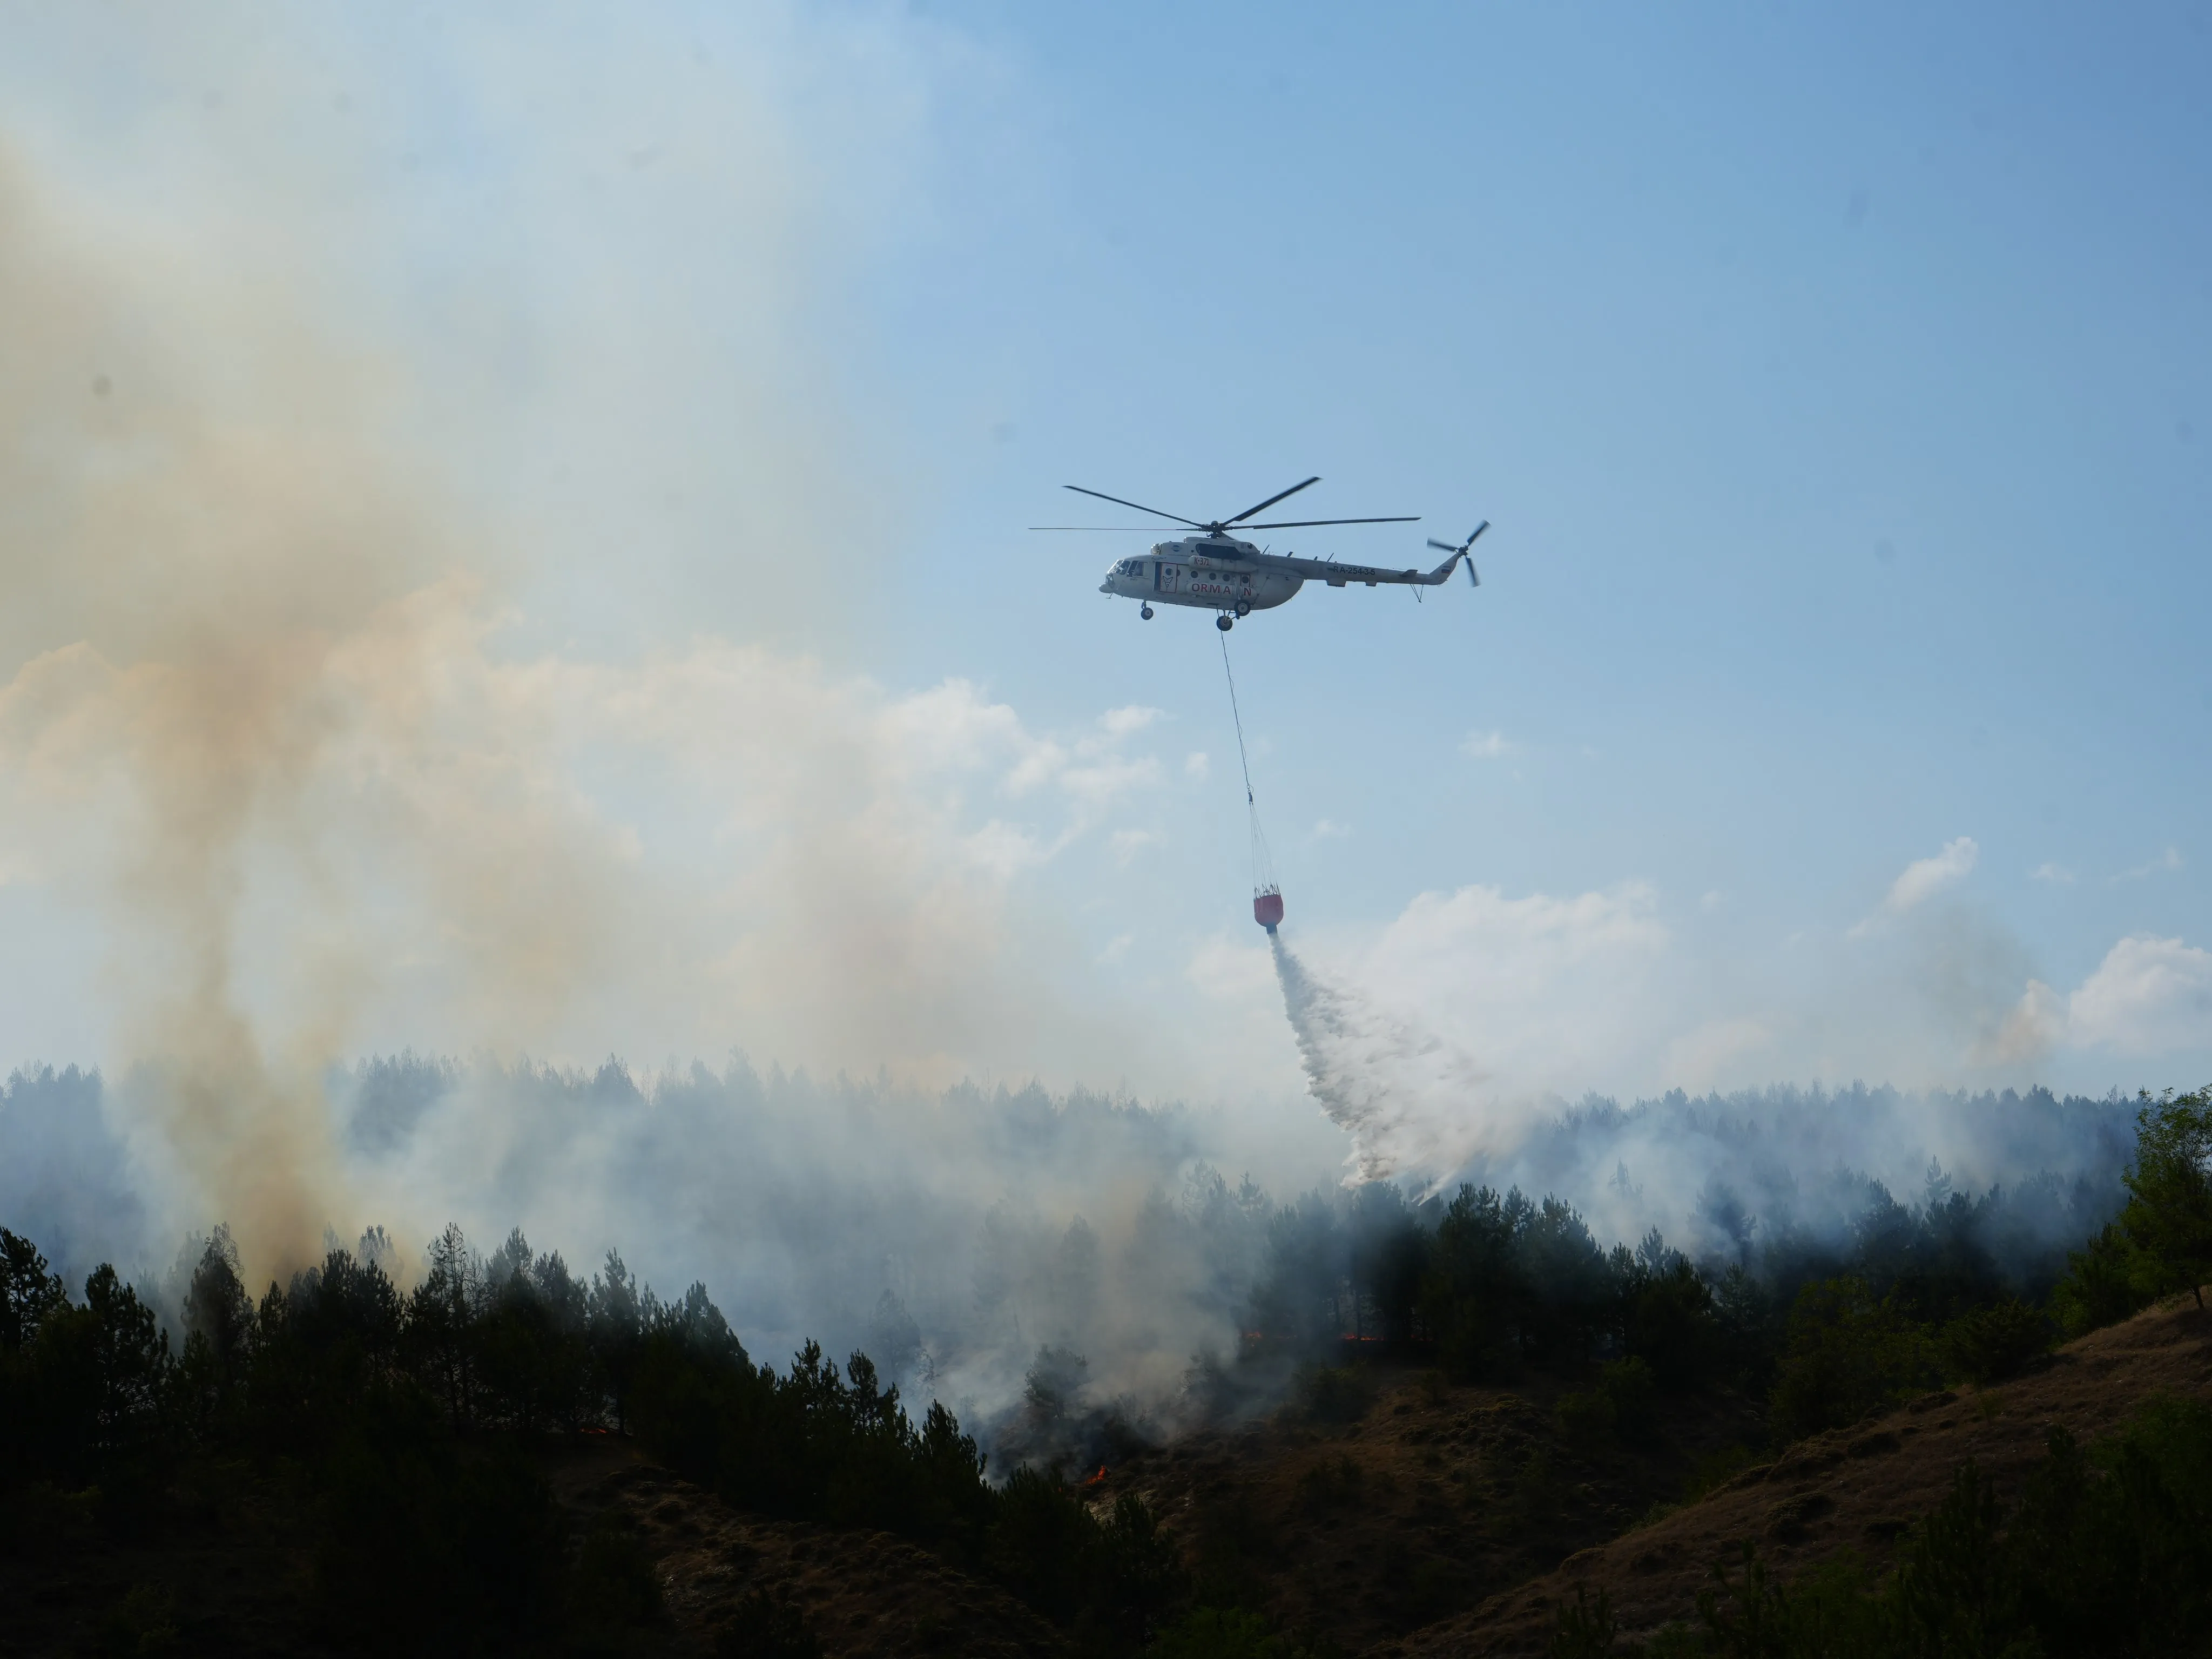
[1096,1364,1765,1653]
[3,1297,2204,1656]
[533,1291,2207,1656]
[547,1446,1068,1657]
[1371,1294,2212,1657]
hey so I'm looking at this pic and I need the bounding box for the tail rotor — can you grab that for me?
[1427,521,1489,588]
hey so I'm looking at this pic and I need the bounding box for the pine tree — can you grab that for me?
[2120,1087,2212,1310]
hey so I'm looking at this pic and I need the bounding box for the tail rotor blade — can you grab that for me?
[1427,538,1458,553]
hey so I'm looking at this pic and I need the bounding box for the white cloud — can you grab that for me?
[1100,705,1164,738]
[2030,862,2075,885]
[2063,936,2212,1054]
[1108,828,1160,866]
[1999,935,2212,1059]
[2115,846,2184,882]
[1183,751,1210,780]
[1002,705,1166,812]
[1362,881,1673,1095]
[1461,729,1517,760]
[1312,818,1352,840]
[1851,836,1978,935]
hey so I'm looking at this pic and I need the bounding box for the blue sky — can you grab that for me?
[0,2,2206,1183]
[871,3,2212,1094]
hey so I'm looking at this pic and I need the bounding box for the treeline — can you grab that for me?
[1249,1089,2212,1441]
[0,1219,1178,1653]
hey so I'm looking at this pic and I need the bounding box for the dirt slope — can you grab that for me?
[1096,1368,1764,1654]
[1372,1297,2212,1657]
[549,1447,1068,1657]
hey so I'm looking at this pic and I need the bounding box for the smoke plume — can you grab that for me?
[0,6,1199,1285]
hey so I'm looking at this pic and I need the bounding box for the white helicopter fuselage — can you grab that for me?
[1098,536,1300,613]
[1098,533,1473,616]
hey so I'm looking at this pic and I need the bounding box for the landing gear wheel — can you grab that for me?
[1139,604,1154,620]
[1216,613,1233,632]
[1234,599,1251,618]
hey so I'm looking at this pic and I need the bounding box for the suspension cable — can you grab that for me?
[1219,629,1256,807]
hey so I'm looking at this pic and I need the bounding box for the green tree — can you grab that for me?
[1420,1185,1535,1379]
[1620,1239,1721,1392]
[404,1223,476,1431]
[23,1265,172,1486]
[178,1225,255,1430]
[587,1247,645,1432]
[2049,1221,2155,1338]
[1768,1277,1938,1441]
[2120,1087,2212,1310]
[0,1228,67,1351]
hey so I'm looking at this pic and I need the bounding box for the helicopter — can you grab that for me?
[1034,477,1487,629]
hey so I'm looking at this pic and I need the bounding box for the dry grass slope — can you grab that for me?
[1372,1294,2212,1657]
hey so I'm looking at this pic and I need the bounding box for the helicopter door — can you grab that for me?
[1155,562,1180,594]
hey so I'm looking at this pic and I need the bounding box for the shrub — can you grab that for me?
[1294,1453,1363,1511]
[1682,1443,1756,1502]
[570,1510,664,1636]
[1768,1277,1937,1441]
[1599,1357,1660,1447]
[1938,1298,2053,1385]
[714,1588,821,1659]
[985,1469,1179,1638]
[2050,1222,2155,1338]
[96,1583,178,1657]
[1547,1585,1618,1659]
[1555,1358,1659,1450]
[1293,1364,1371,1424]
[1150,1606,1336,1659]
[1554,1388,1615,1447]
[1513,1449,1563,1522]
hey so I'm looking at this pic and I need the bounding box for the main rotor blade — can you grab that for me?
[1062,484,1205,528]
[1029,525,1192,531]
[1240,515,1420,529]
[1224,476,1321,525]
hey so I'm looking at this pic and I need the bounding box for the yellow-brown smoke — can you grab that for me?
[0,16,1169,1285]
